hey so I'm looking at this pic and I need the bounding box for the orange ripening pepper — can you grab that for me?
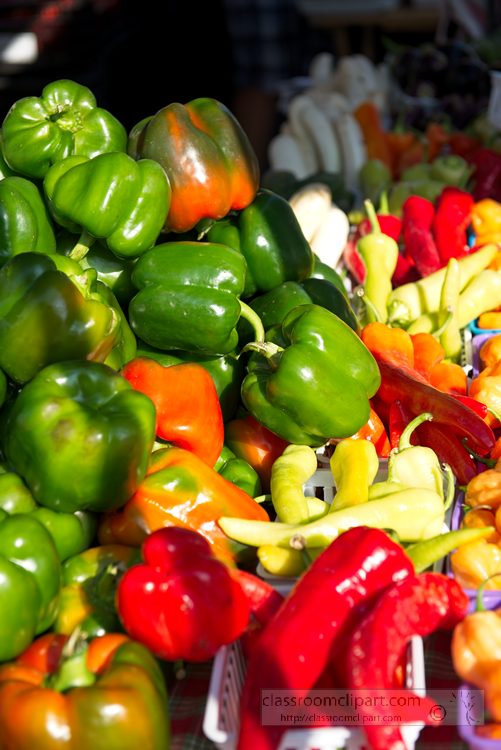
[361,321,414,369]
[462,507,501,544]
[465,459,501,509]
[471,199,501,243]
[480,334,501,369]
[97,445,269,564]
[128,97,260,233]
[450,538,501,591]
[121,357,224,467]
[224,414,289,493]
[428,361,467,395]
[385,130,417,179]
[410,333,445,379]
[344,406,391,457]
[478,312,501,329]
[469,366,501,428]
[352,101,393,170]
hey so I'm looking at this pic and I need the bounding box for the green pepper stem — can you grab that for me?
[476,572,501,612]
[239,301,265,345]
[363,199,381,234]
[68,230,95,261]
[397,412,433,452]
[355,286,382,323]
[378,191,389,216]
[461,438,497,468]
[487,406,501,424]
[44,628,96,692]
[239,341,283,362]
[406,526,496,574]
[253,494,271,504]
[289,534,313,569]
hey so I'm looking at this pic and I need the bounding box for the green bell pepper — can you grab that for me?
[0,464,97,560]
[206,189,313,297]
[44,152,170,260]
[0,513,61,660]
[0,176,56,267]
[2,360,156,513]
[309,254,348,296]
[0,252,121,384]
[249,278,359,333]
[129,241,264,355]
[0,368,6,409]
[98,280,137,371]
[55,544,140,637]
[214,445,262,497]
[241,304,381,445]
[135,339,244,423]
[57,231,136,308]
[1,79,127,179]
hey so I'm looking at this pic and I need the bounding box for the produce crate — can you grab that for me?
[203,636,426,750]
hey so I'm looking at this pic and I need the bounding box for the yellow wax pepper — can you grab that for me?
[329,438,379,511]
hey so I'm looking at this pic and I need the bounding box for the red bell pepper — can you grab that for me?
[128,97,260,233]
[121,357,224,466]
[117,526,250,662]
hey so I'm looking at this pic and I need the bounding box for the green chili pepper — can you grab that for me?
[405,526,495,573]
[1,79,127,179]
[214,445,262,498]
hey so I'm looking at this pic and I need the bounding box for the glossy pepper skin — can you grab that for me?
[207,189,313,297]
[44,152,170,260]
[117,527,250,661]
[1,79,127,179]
[54,544,140,637]
[236,527,414,750]
[135,339,244,423]
[0,177,56,267]
[248,278,359,333]
[214,445,262,498]
[0,514,61,661]
[2,360,156,513]
[0,253,120,384]
[0,466,96,561]
[121,357,224,467]
[357,201,399,323]
[98,445,269,564]
[0,632,170,750]
[129,241,263,355]
[128,96,259,233]
[224,414,289,493]
[242,304,381,445]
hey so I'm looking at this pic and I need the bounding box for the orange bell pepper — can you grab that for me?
[361,321,414,369]
[98,445,269,564]
[121,357,224,466]
[410,332,445,379]
[428,361,467,395]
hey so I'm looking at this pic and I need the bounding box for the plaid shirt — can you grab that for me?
[222,0,329,93]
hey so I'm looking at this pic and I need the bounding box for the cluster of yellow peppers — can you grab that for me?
[469,333,501,430]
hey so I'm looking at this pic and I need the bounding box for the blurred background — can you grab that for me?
[0,0,500,171]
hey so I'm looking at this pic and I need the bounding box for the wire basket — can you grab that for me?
[203,636,426,750]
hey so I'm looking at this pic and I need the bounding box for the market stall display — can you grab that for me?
[0,49,500,750]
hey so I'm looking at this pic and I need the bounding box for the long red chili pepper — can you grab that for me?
[376,360,495,457]
[236,526,415,750]
[402,196,442,277]
[346,572,469,750]
[432,187,473,264]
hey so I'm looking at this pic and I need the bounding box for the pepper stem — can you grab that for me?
[443,463,455,511]
[461,438,497,468]
[476,573,501,612]
[289,534,313,569]
[44,628,96,692]
[363,199,381,234]
[355,286,382,323]
[68,230,95,261]
[239,341,283,362]
[397,412,433,452]
[239,301,265,345]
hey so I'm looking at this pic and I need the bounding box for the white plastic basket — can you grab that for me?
[203,636,426,750]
